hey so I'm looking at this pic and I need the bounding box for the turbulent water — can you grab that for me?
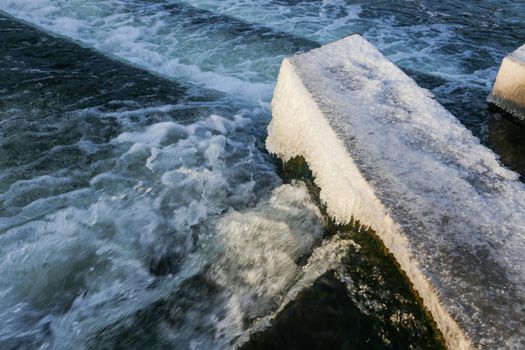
[0,1,523,349]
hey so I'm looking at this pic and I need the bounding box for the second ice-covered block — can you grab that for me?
[488,44,525,120]
[267,35,525,350]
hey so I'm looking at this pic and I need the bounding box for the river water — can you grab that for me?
[0,1,523,349]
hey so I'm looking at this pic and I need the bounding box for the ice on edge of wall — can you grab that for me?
[488,43,525,120]
[267,34,525,350]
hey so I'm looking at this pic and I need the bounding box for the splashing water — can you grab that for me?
[0,1,524,348]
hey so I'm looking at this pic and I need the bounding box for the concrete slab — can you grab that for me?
[267,35,525,350]
[488,44,525,120]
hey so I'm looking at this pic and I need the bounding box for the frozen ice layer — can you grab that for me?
[488,44,525,120]
[267,35,525,350]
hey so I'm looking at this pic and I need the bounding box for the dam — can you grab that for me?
[267,35,525,349]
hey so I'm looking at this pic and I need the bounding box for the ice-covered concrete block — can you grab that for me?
[267,35,525,350]
[488,44,525,120]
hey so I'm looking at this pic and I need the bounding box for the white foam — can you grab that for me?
[0,0,285,101]
[267,35,525,349]
[179,0,362,43]
[0,175,74,207]
[2,1,521,347]
[0,107,329,347]
[209,182,324,340]
[0,181,324,348]
[1,0,506,122]
[180,0,500,97]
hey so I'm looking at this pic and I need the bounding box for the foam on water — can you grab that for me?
[1,16,324,346]
[0,0,316,101]
[0,105,327,347]
[180,0,523,133]
[1,1,525,348]
[1,0,523,131]
[179,0,363,43]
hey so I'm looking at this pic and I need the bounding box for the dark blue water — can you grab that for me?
[0,1,524,348]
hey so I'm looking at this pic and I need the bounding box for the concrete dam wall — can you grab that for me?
[267,35,525,349]
[488,43,525,121]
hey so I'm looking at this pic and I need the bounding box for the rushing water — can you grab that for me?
[0,1,524,349]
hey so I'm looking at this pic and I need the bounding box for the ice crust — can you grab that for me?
[488,44,525,120]
[267,35,525,350]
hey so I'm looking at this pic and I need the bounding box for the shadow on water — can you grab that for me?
[241,271,386,350]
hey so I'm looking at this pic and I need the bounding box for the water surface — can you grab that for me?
[1,1,524,348]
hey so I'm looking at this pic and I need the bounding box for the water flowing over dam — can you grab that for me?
[0,1,524,349]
